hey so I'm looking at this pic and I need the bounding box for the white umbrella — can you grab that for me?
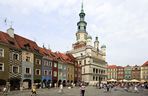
[107,79,117,82]
[140,80,146,83]
[122,79,129,82]
[130,79,140,82]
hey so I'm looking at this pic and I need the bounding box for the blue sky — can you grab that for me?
[0,0,148,66]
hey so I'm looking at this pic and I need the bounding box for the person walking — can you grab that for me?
[59,84,63,93]
[134,85,139,93]
[31,86,37,96]
[80,84,85,96]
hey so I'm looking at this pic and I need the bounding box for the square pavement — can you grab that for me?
[1,86,148,96]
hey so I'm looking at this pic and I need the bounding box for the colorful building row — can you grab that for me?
[107,62,148,82]
[0,28,81,91]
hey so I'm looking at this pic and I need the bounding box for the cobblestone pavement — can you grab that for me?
[1,86,148,96]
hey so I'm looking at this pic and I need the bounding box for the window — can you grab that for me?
[44,70,48,75]
[26,56,30,62]
[44,60,48,66]
[26,68,31,74]
[79,61,81,65]
[0,63,4,71]
[0,48,4,57]
[78,26,80,29]
[84,60,86,65]
[93,76,95,81]
[96,69,98,73]
[36,59,41,65]
[93,68,95,73]
[54,71,57,77]
[12,66,19,73]
[13,53,19,60]
[49,70,52,75]
[49,61,52,67]
[54,63,57,67]
[36,69,41,75]
[84,26,86,30]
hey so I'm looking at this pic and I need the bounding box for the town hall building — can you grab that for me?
[68,3,107,85]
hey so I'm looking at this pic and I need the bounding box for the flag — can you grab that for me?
[4,18,7,25]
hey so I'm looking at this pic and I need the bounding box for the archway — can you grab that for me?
[34,79,41,88]
[10,78,20,90]
[0,79,6,85]
[42,79,47,88]
[58,80,62,87]
[23,79,31,89]
[63,80,66,87]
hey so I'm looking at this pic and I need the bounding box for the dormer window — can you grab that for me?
[8,40,15,45]
[24,43,30,49]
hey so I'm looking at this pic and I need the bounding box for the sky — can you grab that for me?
[0,0,148,66]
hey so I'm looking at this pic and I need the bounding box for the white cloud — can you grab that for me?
[0,0,148,66]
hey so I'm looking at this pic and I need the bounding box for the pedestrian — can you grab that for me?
[134,85,139,93]
[106,84,110,92]
[31,86,36,96]
[2,86,7,95]
[54,83,57,88]
[59,84,63,93]
[80,84,85,96]
[49,83,52,88]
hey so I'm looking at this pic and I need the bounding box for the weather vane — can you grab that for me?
[3,17,13,28]
[10,21,13,28]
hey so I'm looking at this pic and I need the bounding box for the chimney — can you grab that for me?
[7,27,14,38]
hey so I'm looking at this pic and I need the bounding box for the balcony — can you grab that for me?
[24,74,32,78]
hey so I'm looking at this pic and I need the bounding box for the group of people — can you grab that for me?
[96,82,148,93]
[30,82,86,96]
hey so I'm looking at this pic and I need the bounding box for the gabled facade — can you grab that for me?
[34,51,42,87]
[132,65,140,80]
[0,30,22,90]
[107,65,117,80]
[39,47,52,88]
[124,65,132,80]
[66,53,81,84]
[141,61,148,82]
[15,33,39,89]
[117,66,124,80]
[50,52,58,86]
[0,34,9,86]
[54,52,67,86]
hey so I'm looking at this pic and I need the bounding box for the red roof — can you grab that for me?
[54,52,74,64]
[14,34,39,51]
[39,47,57,61]
[0,31,20,49]
[107,65,117,69]
[142,61,148,67]
[117,66,124,69]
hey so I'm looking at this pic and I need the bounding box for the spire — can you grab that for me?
[81,0,84,13]
[77,0,87,32]
[75,1,88,43]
